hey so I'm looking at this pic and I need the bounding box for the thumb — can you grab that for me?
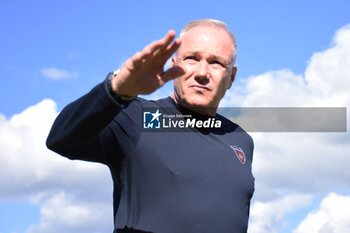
[162,65,186,83]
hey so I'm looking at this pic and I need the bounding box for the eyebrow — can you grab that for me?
[182,51,230,65]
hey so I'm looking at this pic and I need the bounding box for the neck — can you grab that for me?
[170,94,217,117]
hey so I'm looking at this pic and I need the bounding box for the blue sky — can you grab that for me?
[1,0,350,233]
[1,0,349,116]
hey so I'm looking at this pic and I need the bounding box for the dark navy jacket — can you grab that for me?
[46,80,255,233]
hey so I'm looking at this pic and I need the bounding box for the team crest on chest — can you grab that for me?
[230,146,246,164]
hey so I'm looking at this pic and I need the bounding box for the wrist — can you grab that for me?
[107,70,137,101]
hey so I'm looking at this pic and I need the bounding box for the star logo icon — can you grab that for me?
[150,109,162,122]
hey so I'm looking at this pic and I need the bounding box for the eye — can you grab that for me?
[209,60,225,68]
[184,56,197,61]
[183,56,198,64]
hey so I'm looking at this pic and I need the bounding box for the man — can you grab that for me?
[47,19,255,233]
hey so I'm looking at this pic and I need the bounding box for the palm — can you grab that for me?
[113,30,185,97]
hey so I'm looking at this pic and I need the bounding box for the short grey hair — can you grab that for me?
[180,19,237,65]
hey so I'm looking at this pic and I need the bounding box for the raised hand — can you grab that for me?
[112,30,186,98]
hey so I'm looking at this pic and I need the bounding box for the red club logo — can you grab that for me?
[230,146,246,164]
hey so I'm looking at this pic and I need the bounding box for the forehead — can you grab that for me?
[178,25,233,60]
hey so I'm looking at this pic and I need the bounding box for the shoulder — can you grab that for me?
[118,96,172,119]
[215,113,246,133]
[216,113,254,145]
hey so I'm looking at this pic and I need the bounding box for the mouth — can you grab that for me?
[190,85,211,92]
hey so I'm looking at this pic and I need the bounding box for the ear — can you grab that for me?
[227,66,238,89]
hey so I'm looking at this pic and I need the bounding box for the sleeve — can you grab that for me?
[46,78,139,166]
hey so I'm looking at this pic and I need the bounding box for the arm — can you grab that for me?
[46,80,126,164]
[46,30,185,164]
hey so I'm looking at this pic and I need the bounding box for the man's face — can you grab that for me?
[172,25,237,116]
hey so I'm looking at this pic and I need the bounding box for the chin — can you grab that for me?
[184,96,213,109]
[174,89,216,111]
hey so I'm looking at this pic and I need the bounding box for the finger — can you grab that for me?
[162,65,188,83]
[148,30,177,57]
[143,41,163,57]
[130,49,151,67]
[127,52,142,68]
[162,30,177,48]
[125,31,177,71]
[161,38,182,64]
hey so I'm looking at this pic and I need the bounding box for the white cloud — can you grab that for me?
[41,67,79,80]
[293,193,350,233]
[0,99,113,232]
[305,25,350,101]
[222,24,350,198]
[224,25,350,108]
[26,191,112,233]
[222,24,350,231]
[248,193,313,233]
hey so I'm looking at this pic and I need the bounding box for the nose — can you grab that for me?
[194,61,210,84]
